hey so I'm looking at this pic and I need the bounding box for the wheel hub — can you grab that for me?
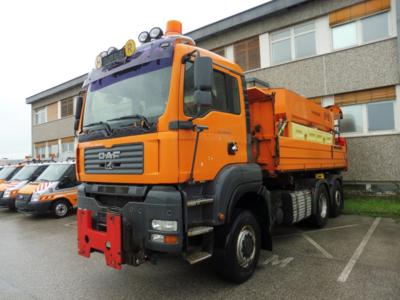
[319,193,328,218]
[55,203,68,217]
[236,225,256,267]
[335,190,341,206]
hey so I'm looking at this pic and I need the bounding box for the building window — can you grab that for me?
[61,137,75,159]
[34,144,46,160]
[212,47,225,57]
[340,100,395,135]
[332,12,389,50]
[367,101,395,131]
[61,98,74,118]
[34,107,46,125]
[270,21,316,65]
[47,141,59,159]
[233,36,260,71]
[340,105,363,133]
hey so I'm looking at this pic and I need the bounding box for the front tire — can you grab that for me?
[214,210,261,284]
[52,199,70,218]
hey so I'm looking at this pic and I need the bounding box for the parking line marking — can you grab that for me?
[337,217,381,283]
[275,224,360,238]
[263,255,294,268]
[302,234,334,259]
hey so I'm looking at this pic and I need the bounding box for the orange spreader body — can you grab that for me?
[247,87,347,174]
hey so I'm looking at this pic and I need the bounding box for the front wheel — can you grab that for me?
[213,210,261,283]
[330,180,344,218]
[52,199,70,218]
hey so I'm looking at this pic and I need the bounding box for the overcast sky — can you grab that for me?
[0,0,267,159]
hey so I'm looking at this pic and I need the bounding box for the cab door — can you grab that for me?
[178,59,248,182]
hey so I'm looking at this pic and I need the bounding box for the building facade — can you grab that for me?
[26,74,86,160]
[26,0,400,191]
[188,0,400,191]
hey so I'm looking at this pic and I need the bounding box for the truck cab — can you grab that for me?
[0,163,49,210]
[16,162,79,218]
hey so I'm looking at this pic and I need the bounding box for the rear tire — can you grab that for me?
[330,180,344,218]
[310,184,329,228]
[213,210,261,284]
[52,199,70,218]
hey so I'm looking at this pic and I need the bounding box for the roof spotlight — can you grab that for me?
[107,47,118,54]
[149,27,163,40]
[138,31,150,43]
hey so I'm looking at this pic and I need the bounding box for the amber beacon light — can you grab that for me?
[165,20,182,36]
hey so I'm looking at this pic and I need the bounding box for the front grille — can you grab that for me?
[84,143,144,174]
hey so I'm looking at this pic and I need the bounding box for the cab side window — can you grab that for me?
[184,62,241,117]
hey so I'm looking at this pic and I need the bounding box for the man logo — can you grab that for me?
[98,151,121,170]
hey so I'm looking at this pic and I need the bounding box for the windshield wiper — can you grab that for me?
[108,114,151,129]
[83,121,112,135]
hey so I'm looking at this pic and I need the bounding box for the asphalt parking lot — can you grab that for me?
[0,210,399,300]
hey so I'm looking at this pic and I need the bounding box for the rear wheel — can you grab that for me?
[52,199,70,218]
[330,180,344,218]
[213,210,261,283]
[310,184,329,228]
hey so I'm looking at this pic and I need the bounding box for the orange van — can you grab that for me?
[0,165,23,184]
[16,162,79,218]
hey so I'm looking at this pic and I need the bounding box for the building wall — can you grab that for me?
[344,134,400,181]
[195,0,365,50]
[31,84,80,159]
[248,38,399,98]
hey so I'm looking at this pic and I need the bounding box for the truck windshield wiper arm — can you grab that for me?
[83,121,112,135]
[107,114,151,129]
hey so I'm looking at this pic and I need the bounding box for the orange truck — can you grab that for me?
[15,162,78,218]
[0,163,49,210]
[74,21,347,283]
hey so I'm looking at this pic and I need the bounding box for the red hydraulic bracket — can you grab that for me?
[77,208,122,270]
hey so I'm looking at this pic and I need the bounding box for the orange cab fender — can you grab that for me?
[212,163,273,251]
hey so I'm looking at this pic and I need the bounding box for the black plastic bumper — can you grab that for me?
[78,184,184,263]
[15,200,52,214]
[0,197,16,209]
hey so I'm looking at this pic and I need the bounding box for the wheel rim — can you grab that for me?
[335,190,342,206]
[319,193,328,218]
[55,203,68,217]
[236,225,256,268]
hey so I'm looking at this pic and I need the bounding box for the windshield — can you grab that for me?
[0,166,17,180]
[37,164,72,181]
[11,165,41,181]
[83,58,172,127]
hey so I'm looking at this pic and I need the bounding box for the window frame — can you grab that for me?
[340,99,398,137]
[60,98,74,118]
[270,20,317,65]
[331,11,390,51]
[34,106,47,125]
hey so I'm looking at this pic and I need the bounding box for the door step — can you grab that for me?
[186,251,212,265]
[187,226,214,237]
[187,198,214,207]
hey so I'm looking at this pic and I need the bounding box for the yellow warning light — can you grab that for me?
[124,39,136,57]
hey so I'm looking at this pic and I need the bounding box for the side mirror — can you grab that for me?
[193,57,213,109]
[74,95,83,131]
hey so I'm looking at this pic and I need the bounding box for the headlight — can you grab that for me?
[149,27,163,39]
[3,190,10,198]
[31,193,40,202]
[138,31,150,43]
[151,220,177,232]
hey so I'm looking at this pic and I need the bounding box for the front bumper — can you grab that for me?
[0,197,16,209]
[77,184,183,269]
[15,199,52,214]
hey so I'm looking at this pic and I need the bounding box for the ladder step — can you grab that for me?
[187,198,214,207]
[186,251,212,265]
[187,226,214,237]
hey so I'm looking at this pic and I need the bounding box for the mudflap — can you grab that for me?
[77,208,122,270]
